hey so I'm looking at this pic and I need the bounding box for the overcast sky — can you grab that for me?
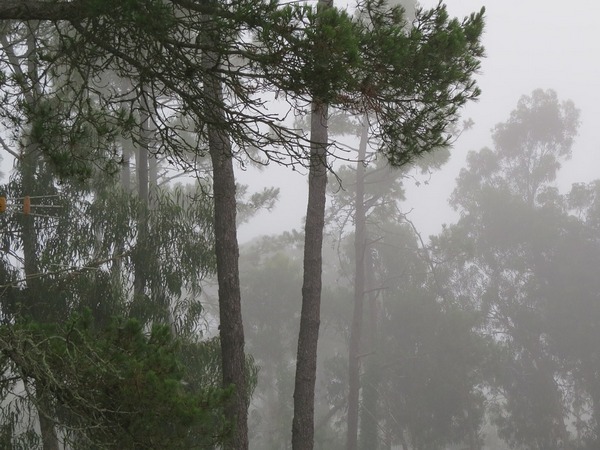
[239,0,600,241]
[1,2,595,241]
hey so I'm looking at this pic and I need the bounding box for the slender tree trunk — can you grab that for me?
[119,78,134,192]
[203,53,248,450]
[346,119,369,450]
[36,392,59,450]
[359,363,380,450]
[120,141,131,191]
[292,97,329,450]
[20,23,60,450]
[359,238,381,450]
[133,92,150,301]
[112,139,130,285]
[143,90,159,204]
[583,366,600,444]
[21,137,59,450]
[292,4,334,446]
[149,152,158,197]
[21,147,60,450]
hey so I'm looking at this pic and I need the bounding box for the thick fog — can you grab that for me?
[234,2,600,449]
[1,1,600,449]
[239,0,600,240]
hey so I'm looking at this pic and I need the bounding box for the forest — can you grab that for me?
[0,0,597,449]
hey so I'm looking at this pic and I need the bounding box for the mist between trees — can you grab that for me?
[0,1,597,450]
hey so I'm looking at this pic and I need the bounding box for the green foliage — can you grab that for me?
[302,6,362,102]
[260,0,484,168]
[1,2,486,449]
[435,89,600,449]
[452,89,579,210]
[236,185,280,226]
[0,312,231,449]
[0,169,217,327]
[126,184,216,326]
[0,0,484,179]
[357,1,485,166]
[383,295,487,449]
[23,94,122,181]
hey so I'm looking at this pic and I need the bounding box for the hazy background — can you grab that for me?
[238,0,600,241]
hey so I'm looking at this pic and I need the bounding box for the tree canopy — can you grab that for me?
[0,0,486,448]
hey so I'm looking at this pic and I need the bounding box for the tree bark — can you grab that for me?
[346,118,369,450]
[359,232,382,450]
[292,98,329,450]
[582,362,600,444]
[21,145,60,450]
[133,92,150,301]
[19,22,60,450]
[120,141,131,191]
[35,382,60,450]
[203,54,248,450]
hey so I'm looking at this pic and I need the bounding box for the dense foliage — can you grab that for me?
[0,0,491,448]
[0,314,231,449]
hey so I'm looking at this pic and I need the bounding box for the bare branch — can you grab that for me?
[0,134,19,158]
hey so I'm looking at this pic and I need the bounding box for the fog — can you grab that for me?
[235,2,600,449]
[1,1,600,449]
[239,0,600,240]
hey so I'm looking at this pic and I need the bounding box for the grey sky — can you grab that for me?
[239,0,600,241]
[406,0,600,236]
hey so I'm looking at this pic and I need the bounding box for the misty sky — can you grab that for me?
[238,0,600,241]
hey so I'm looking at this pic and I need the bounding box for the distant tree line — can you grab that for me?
[242,89,600,450]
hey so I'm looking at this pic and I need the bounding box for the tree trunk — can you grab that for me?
[20,23,60,450]
[359,362,380,450]
[120,141,132,191]
[583,364,600,444]
[21,147,60,450]
[36,384,60,450]
[133,92,150,302]
[359,236,381,450]
[143,90,159,204]
[346,119,369,450]
[149,152,158,197]
[203,55,248,450]
[292,97,329,450]
[119,77,134,193]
